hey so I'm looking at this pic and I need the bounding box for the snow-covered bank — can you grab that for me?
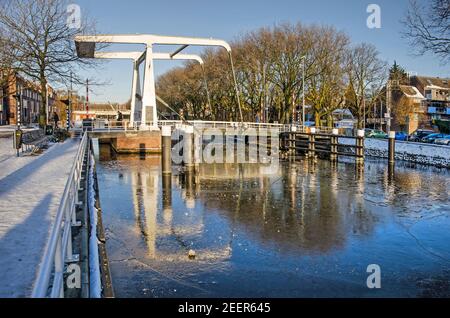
[88,154,101,298]
[339,137,450,168]
[0,136,15,164]
[0,138,80,297]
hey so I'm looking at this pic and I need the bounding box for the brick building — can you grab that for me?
[0,72,56,126]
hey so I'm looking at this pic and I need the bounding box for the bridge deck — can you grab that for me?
[0,138,80,297]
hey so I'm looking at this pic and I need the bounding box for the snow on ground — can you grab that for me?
[339,137,450,167]
[0,136,16,164]
[0,126,42,163]
[0,137,80,297]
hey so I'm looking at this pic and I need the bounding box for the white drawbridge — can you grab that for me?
[92,51,210,125]
[75,34,242,129]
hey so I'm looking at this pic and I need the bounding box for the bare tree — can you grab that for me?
[0,28,17,86]
[307,26,349,127]
[345,43,387,129]
[0,0,100,126]
[403,0,450,62]
[156,22,387,128]
[269,23,312,124]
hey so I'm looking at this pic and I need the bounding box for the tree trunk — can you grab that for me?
[315,112,321,127]
[39,76,47,128]
[326,114,333,127]
[39,90,47,128]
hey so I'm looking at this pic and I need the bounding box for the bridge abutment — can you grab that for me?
[90,130,162,154]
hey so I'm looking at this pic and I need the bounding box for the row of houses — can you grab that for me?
[388,76,450,134]
[0,72,58,126]
[328,75,450,134]
[0,71,133,127]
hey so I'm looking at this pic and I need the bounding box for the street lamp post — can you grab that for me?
[301,55,306,128]
[262,62,266,123]
[363,91,366,130]
[13,86,23,157]
[45,83,49,126]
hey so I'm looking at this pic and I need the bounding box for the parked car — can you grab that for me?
[408,129,434,142]
[304,121,316,127]
[364,128,373,138]
[365,129,387,139]
[395,131,409,141]
[434,135,450,146]
[421,133,448,143]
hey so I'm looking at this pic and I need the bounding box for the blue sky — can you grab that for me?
[74,0,450,103]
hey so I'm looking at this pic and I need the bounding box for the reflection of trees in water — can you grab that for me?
[192,161,378,255]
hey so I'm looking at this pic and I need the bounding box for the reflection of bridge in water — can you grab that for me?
[97,146,377,257]
[96,143,450,297]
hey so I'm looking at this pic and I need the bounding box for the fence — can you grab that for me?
[32,132,88,298]
[281,129,365,162]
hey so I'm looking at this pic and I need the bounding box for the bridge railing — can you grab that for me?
[73,118,335,134]
[160,120,286,130]
[32,132,88,298]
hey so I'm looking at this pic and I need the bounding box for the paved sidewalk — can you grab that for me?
[0,138,80,297]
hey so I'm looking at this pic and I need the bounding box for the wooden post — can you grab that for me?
[388,131,395,166]
[356,129,365,164]
[161,126,172,175]
[290,125,297,160]
[183,125,194,170]
[308,127,316,159]
[330,128,339,162]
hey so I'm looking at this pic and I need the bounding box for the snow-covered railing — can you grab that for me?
[32,132,89,298]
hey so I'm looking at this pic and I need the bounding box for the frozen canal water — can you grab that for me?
[96,145,450,298]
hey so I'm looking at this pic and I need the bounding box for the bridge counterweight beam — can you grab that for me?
[141,46,158,129]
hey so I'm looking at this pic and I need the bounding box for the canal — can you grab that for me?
[95,143,450,298]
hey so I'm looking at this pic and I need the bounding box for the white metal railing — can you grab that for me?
[75,119,288,132]
[161,120,285,130]
[71,119,336,135]
[32,132,89,298]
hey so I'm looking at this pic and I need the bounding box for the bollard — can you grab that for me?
[308,127,316,158]
[330,128,339,162]
[183,125,194,169]
[291,125,297,160]
[388,131,395,166]
[356,129,365,164]
[14,129,23,157]
[161,126,172,175]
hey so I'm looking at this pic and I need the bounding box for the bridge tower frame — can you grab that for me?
[75,34,242,129]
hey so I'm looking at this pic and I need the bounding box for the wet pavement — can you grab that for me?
[96,144,450,298]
